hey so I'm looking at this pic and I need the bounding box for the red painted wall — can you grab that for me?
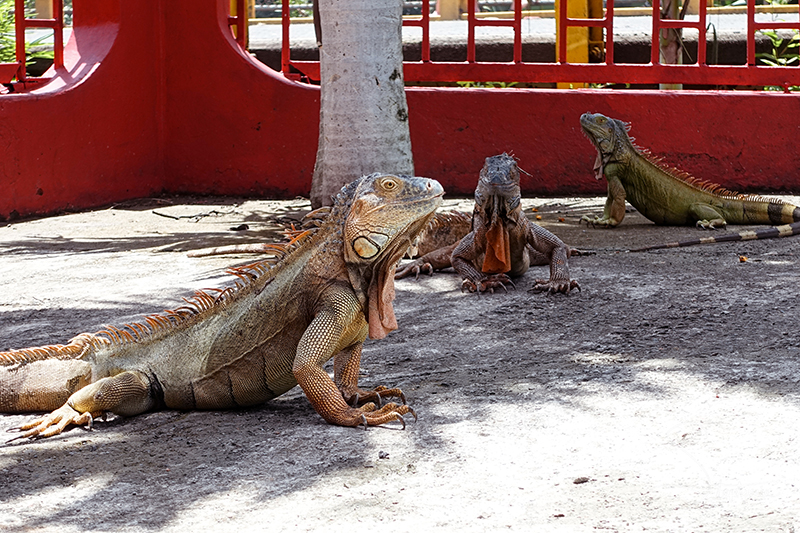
[407,89,800,196]
[160,1,319,198]
[0,0,798,220]
[0,2,163,219]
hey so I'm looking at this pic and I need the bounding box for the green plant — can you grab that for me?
[456,81,518,88]
[0,0,15,63]
[757,29,799,91]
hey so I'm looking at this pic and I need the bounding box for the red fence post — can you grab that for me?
[14,0,26,81]
[9,0,64,86]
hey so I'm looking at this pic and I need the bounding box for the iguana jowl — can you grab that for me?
[580,113,800,233]
[1,174,443,440]
[396,153,579,294]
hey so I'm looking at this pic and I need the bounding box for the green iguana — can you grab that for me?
[1,174,443,440]
[396,153,579,294]
[579,113,800,233]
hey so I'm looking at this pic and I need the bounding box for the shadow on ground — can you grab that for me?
[1,197,799,532]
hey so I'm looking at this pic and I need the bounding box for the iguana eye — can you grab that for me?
[380,178,399,191]
[596,116,607,125]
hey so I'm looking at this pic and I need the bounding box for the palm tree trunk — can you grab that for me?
[310,0,413,208]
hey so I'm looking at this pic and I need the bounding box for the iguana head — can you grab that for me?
[474,153,522,274]
[580,113,634,180]
[475,153,522,214]
[340,173,444,339]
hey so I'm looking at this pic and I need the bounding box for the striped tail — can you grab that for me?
[765,201,800,225]
[631,221,800,252]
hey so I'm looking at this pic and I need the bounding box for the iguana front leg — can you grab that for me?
[293,291,412,428]
[11,371,154,440]
[395,242,458,280]
[689,203,727,229]
[581,175,626,228]
[334,343,405,407]
[529,247,579,294]
[524,223,580,294]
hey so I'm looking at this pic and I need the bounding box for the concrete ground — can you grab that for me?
[1,195,799,532]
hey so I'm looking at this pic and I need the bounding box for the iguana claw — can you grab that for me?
[529,279,580,294]
[8,404,96,442]
[395,407,417,429]
[580,215,618,228]
[696,219,726,230]
[394,260,433,280]
[342,386,405,408]
[461,274,514,294]
[347,402,415,429]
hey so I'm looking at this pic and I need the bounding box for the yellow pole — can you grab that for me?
[556,0,589,88]
[437,0,462,20]
[588,0,604,62]
[229,0,250,45]
[35,0,53,18]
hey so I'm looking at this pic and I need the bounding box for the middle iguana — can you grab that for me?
[395,153,579,294]
[1,174,443,440]
[580,112,800,230]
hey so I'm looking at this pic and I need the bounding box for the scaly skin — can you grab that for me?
[580,113,800,229]
[396,154,579,294]
[1,174,443,440]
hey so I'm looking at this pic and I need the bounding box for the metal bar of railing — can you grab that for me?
[561,0,615,64]
[7,0,65,85]
[468,0,521,62]
[468,0,477,62]
[281,0,292,75]
[53,0,63,69]
[279,0,800,88]
[402,0,431,62]
[606,0,614,63]
[697,0,707,66]
[513,0,522,63]
[747,0,756,65]
[651,0,661,64]
[14,0,25,81]
[289,59,800,86]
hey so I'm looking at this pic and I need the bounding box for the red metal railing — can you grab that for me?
[467,0,523,63]
[648,0,707,66]
[403,0,432,62]
[560,0,615,63]
[281,0,800,90]
[747,1,799,65]
[0,0,64,86]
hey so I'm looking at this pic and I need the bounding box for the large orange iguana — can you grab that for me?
[1,174,443,440]
[396,153,579,294]
[580,113,800,234]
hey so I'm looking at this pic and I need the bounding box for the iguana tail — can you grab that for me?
[631,222,800,252]
[0,334,98,412]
